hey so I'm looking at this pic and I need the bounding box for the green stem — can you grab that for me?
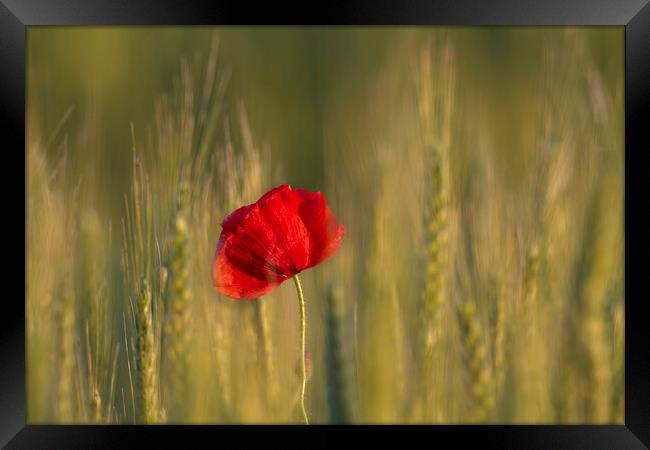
[292,274,309,424]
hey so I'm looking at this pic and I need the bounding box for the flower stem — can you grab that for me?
[292,274,309,424]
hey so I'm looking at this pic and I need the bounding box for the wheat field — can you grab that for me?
[26,27,624,424]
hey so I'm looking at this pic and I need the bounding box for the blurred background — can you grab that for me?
[27,27,624,424]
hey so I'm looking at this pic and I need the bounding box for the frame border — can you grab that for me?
[3,0,649,448]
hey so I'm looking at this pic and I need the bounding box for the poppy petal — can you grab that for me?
[224,205,294,279]
[222,204,255,233]
[257,187,312,273]
[258,183,292,203]
[212,235,285,299]
[295,189,346,268]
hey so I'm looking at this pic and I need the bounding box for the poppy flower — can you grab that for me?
[212,184,345,300]
[212,184,344,424]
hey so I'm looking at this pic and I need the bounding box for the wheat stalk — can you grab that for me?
[135,277,158,423]
[417,37,456,422]
[253,298,275,410]
[325,283,352,423]
[162,179,193,421]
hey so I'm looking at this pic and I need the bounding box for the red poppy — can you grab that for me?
[212,184,345,300]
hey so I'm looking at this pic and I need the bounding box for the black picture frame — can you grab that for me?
[3,0,649,448]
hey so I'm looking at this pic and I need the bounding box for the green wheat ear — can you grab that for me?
[55,282,76,423]
[163,180,192,421]
[417,38,455,422]
[136,276,158,423]
[577,168,621,423]
[458,300,494,422]
[490,279,506,419]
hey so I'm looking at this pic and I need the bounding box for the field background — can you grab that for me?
[26,27,624,424]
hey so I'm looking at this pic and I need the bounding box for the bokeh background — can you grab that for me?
[27,27,624,423]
